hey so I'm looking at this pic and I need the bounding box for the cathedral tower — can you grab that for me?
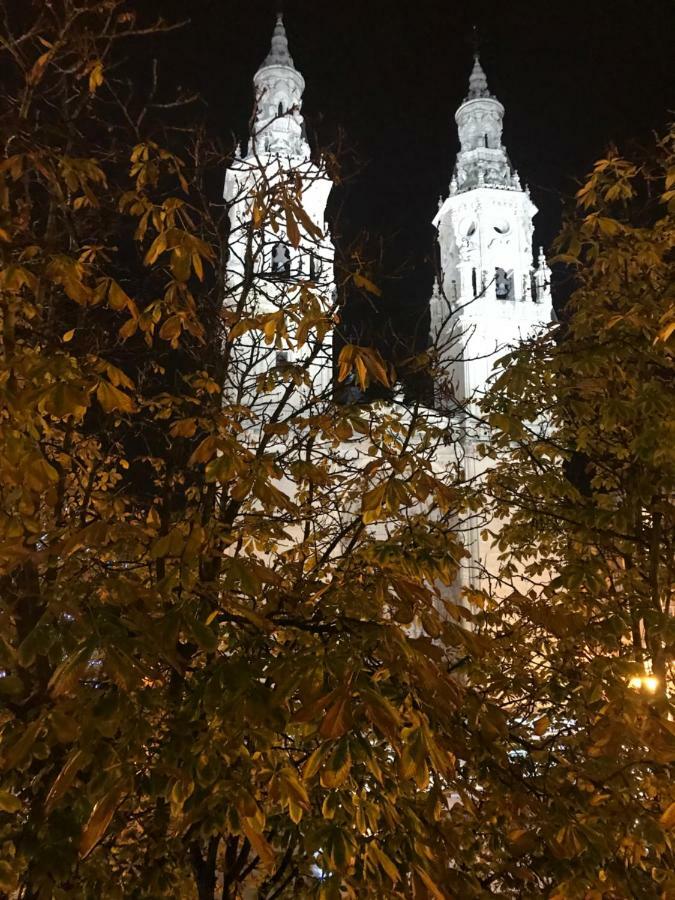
[430,56,551,591]
[223,14,335,415]
[430,55,550,416]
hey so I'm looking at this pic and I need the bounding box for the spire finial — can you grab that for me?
[261,8,295,69]
[467,54,490,100]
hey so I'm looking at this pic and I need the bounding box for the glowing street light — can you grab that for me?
[628,674,659,693]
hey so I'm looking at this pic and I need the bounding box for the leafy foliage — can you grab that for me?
[476,126,675,897]
[0,3,472,897]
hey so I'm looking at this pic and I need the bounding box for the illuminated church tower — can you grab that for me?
[223,14,335,415]
[430,55,550,416]
[430,56,551,589]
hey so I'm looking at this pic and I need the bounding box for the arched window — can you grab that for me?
[309,252,322,282]
[275,350,291,370]
[271,242,291,277]
[278,101,284,116]
[495,267,513,300]
[471,267,477,297]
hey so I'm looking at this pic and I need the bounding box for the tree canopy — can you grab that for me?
[477,126,675,897]
[0,3,470,897]
[0,2,673,898]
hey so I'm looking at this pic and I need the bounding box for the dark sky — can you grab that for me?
[154,0,674,332]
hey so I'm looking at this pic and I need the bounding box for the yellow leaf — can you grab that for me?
[108,280,132,311]
[321,792,339,820]
[320,744,352,789]
[144,232,167,266]
[44,383,89,420]
[355,356,368,390]
[171,244,191,282]
[279,768,310,809]
[241,819,275,871]
[302,744,329,780]
[189,435,218,465]
[63,329,75,342]
[660,801,675,829]
[159,315,183,342]
[88,61,104,94]
[118,317,138,340]
[104,363,134,390]
[45,749,88,813]
[79,782,126,859]
[0,790,21,813]
[252,203,264,229]
[413,866,446,900]
[656,320,675,343]
[96,380,135,414]
[25,457,59,492]
[48,644,93,697]
[1,720,42,771]
[353,272,382,296]
[170,418,197,438]
[362,482,387,513]
[534,715,550,736]
[369,844,399,883]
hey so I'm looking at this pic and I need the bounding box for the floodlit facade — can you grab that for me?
[223,16,551,593]
[223,14,335,415]
[430,54,551,590]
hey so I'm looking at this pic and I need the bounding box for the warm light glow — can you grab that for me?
[628,674,659,693]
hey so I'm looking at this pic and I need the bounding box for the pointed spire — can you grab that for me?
[261,11,295,69]
[466,54,491,100]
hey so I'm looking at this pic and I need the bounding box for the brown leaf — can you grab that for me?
[320,690,352,740]
[285,206,301,248]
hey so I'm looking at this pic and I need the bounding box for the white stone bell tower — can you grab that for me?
[430,55,551,417]
[223,14,335,416]
[430,56,551,591]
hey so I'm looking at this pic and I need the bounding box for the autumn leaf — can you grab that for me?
[660,802,675,829]
[353,271,382,296]
[0,790,22,813]
[96,379,135,413]
[320,690,352,740]
[27,51,53,85]
[22,455,58,492]
[241,819,275,871]
[413,866,446,899]
[45,749,88,813]
[79,782,127,859]
[88,60,104,94]
[285,205,301,248]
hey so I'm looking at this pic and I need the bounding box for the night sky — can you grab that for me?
[154,0,674,337]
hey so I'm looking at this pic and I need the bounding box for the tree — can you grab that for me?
[0,3,474,897]
[471,126,675,897]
